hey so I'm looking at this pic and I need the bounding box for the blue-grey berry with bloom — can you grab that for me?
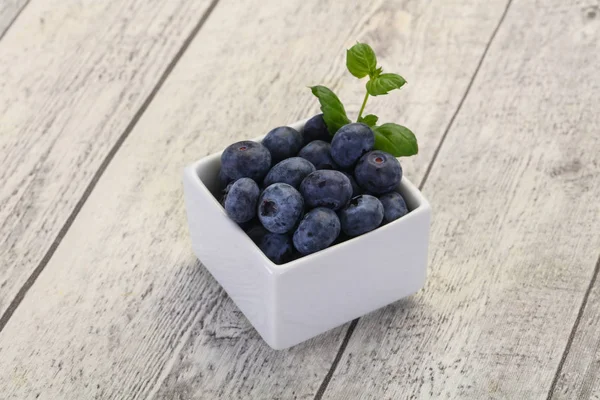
[220,182,232,206]
[339,194,384,236]
[262,126,304,163]
[258,183,304,234]
[218,168,233,190]
[330,123,374,169]
[297,140,339,170]
[259,233,294,264]
[244,221,268,243]
[379,192,408,223]
[293,208,341,255]
[341,172,362,198]
[299,170,352,211]
[354,150,402,194]
[302,114,331,144]
[263,157,316,189]
[223,178,260,223]
[221,140,271,182]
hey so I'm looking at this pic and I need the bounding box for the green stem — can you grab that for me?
[357,91,369,121]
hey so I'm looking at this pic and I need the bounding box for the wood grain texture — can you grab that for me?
[322,0,600,399]
[0,0,27,37]
[0,0,216,317]
[0,0,511,398]
[551,257,600,400]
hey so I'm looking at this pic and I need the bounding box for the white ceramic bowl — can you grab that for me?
[183,119,431,349]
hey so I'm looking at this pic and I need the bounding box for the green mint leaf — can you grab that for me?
[366,73,407,96]
[373,123,418,157]
[310,85,351,135]
[358,114,379,127]
[346,42,377,79]
[373,67,383,78]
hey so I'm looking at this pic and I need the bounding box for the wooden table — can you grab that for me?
[1,0,598,398]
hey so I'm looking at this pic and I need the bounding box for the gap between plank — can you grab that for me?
[314,319,359,399]
[0,0,32,42]
[0,0,221,333]
[545,253,600,400]
[312,0,514,398]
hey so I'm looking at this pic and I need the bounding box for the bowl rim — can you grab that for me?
[184,120,431,274]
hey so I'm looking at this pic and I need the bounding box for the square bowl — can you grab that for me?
[183,119,431,349]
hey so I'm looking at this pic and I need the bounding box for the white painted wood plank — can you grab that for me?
[0,0,27,37]
[0,0,216,316]
[551,259,600,400]
[0,0,509,398]
[322,1,600,399]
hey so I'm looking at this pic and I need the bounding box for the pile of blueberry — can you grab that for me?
[218,114,409,264]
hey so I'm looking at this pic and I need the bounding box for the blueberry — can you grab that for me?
[259,233,294,264]
[237,217,257,231]
[330,123,374,169]
[258,183,304,233]
[299,170,352,211]
[244,221,268,243]
[218,168,233,190]
[293,208,341,255]
[221,141,271,181]
[341,172,362,198]
[354,151,402,194]
[289,251,304,262]
[223,178,260,223]
[302,114,331,144]
[262,126,304,163]
[331,231,351,247]
[220,182,233,206]
[379,192,408,223]
[263,157,316,188]
[339,195,384,236]
[297,140,339,170]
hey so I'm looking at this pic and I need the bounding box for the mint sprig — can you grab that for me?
[366,73,406,96]
[346,43,377,78]
[310,85,351,135]
[373,123,418,157]
[358,114,378,127]
[309,42,417,158]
